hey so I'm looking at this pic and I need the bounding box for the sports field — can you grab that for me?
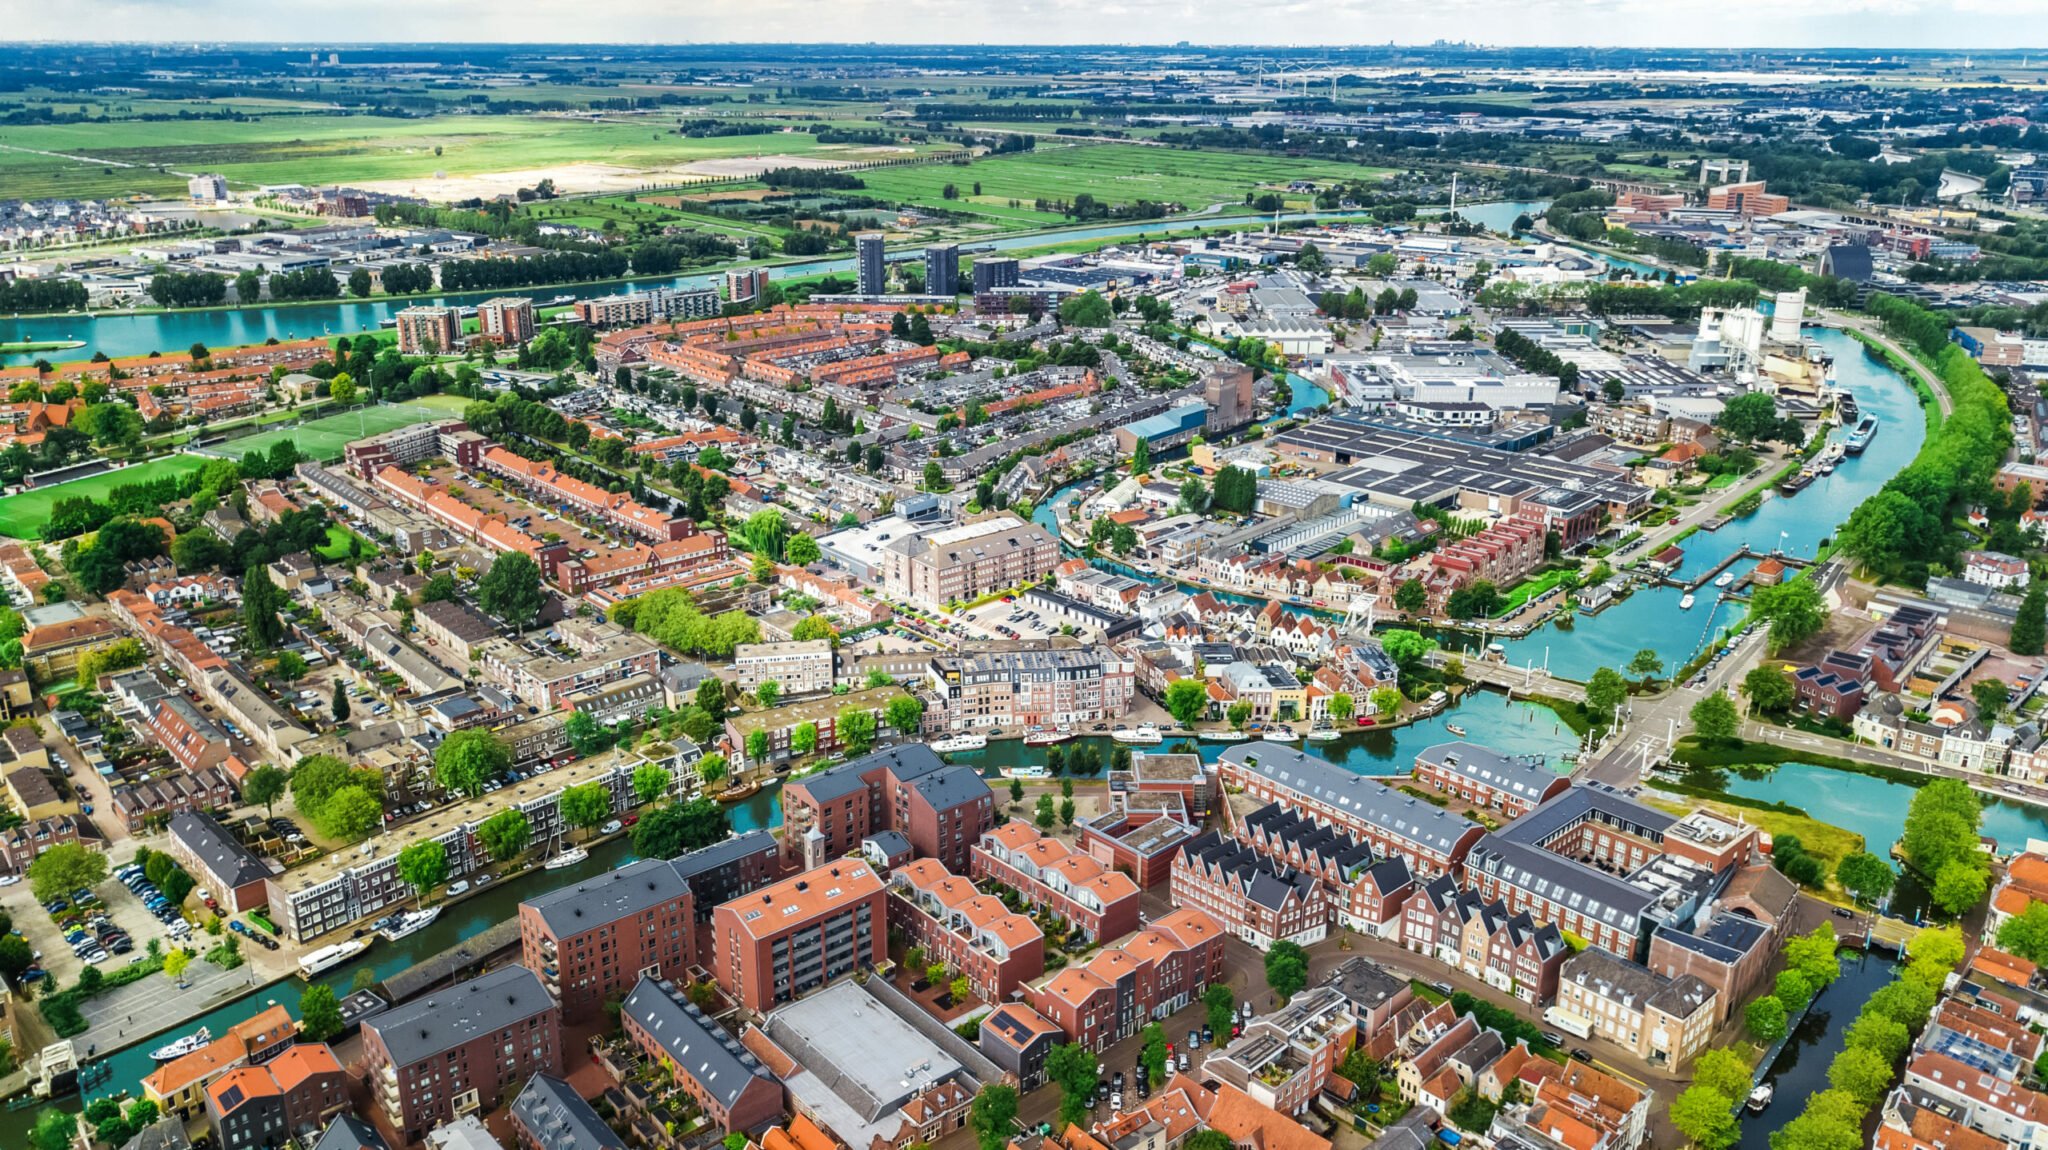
[211,397,470,464]
[0,456,210,539]
[855,143,1398,226]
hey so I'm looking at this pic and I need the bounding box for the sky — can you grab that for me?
[7,0,2048,51]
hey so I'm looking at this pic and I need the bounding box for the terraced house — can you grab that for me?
[886,857,1045,1002]
[972,821,1143,944]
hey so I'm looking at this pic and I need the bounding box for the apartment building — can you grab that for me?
[343,419,483,480]
[478,445,694,543]
[476,297,537,347]
[779,744,993,873]
[1552,948,1717,1070]
[361,966,563,1145]
[1170,832,1330,951]
[881,516,1060,610]
[518,857,696,1017]
[1410,743,1571,819]
[475,618,662,712]
[924,648,1137,732]
[1023,908,1225,1053]
[710,858,886,1012]
[734,639,836,696]
[620,976,783,1135]
[168,812,272,914]
[1201,986,1356,1118]
[394,306,462,356]
[670,831,782,922]
[511,1075,624,1150]
[887,857,1045,1003]
[724,687,909,775]
[972,821,1142,944]
[204,1044,350,1150]
[1217,744,1485,878]
[1399,875,1568,1006]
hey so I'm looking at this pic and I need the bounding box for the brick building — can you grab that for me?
[1217,744,1485,878]
[1023,908,1225,1053]
[620,976,783,1134]
[971,821,1142,944]
[204,1044,350,1150]
[1410,743,1571,819]
[360,966,562,1144]
[710,858,886,1012]
[887,857,1045,1003]
[779,745,993,873]
[518,857,696,1017]
[1170,832,1330,951]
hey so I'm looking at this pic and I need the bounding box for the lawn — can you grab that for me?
[0,455,209,539]
[855,143,1397,227]
[316,524,379,562]
[213,400,469,464]
[1642,793,1862,898]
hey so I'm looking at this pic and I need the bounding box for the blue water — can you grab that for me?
[1722,762,2048,860]
[1493,327,1926,680]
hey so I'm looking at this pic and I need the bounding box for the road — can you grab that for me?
[1579,609,1774,787]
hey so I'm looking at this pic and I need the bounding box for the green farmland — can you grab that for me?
[0,456,210,539]
[210,397,469,464]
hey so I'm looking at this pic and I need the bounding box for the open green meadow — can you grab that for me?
[855,143,1396,226]
[0,117,910,201]
[0,455,210,539]
[212,397,469,464]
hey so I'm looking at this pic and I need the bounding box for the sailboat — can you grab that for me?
[542,824,587,870]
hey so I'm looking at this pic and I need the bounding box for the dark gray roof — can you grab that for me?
[1496,782,1675,848]
[1415,742,1564,804]
[168,812,270,888]
[512,1074,625,1150]
[1327,956,1410,1013]
[366,965,555,1068]
[863,829,912,857]
[914,763,993,813]
[1653,913,1769,965]
[1464,835,1654,934]
[523,857,690,937]
[118,1119,194,1150]
[1217,743,1482,857]
[310,1115,390,1150]
[791,743,946,803]
[621,975,776,1107]
[669,829,779,881]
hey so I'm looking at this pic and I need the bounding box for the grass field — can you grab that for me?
[316,524,380,562]
[0,456,210,539]
[0,117,892,201]
[211,397,470,464]
[855,143,1398,226]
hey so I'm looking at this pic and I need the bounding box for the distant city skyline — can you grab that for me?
[6,1,2048,51]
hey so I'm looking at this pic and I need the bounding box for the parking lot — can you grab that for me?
[962,597,1065,642]
[4,856,190,989]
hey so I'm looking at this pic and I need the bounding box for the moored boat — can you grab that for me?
[1111,724,1163,745]
[930,733,989,754]
[1199,729,1251,742]
[1844,415,1878,454]
[1023,728,1076,746]
[715,780,761,803]
[380,907,442,941]
[1747,1084,1773,1112]
[297,938,370,979]
[1679,593,1696,610]
[1445,724,1468,738]
[542,847,590,871]
[1306,727,1340,743]
[1260,726,1297,742]
[150,1028,212,1062]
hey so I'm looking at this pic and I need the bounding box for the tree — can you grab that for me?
[886,695,925,737]
[398,841,449,903]
[29,842,107,903]
[313,785,383,841]
[1057,291,1114,329]
[1370,686,1403,717]
[1901,778,1985,880]
[1997,900,2048,963]
[1974,677,2011,719]
[1844,1012,1912,1062]
[300,983,344,1042]
[477,808,532,861]
[1827,1045,1896,1105]
[1035,794,1056,829]
[1716,391,1780,442]
[435,730,511,798]
[1394,578,1427,614]
[745,729,770,763]
[1670,1085,1741,1150]
[838,708,877,755]
[1626,648,1663,682]
[1327,692,1354,722]
[1046,1043,1099,1128]
[243,765,288,816]
[561,782,613,839]
[1204,984,1236,1036]
[1585,667,1629,724]
[792,721,819,756]
[784,532,821,566]
[476,550,546,631]
[1228,701,1253,730]
[0,935,32,983]
[1163,678,1210,725]
[1783,925,1843,990]
[1447,1089,1498,1135]
[33,1110,74,1150]
[1141,1022,1169,1087]
[1692,1049,1752,1102]
[1774,969,1815,1013]
[331,681,351,722]
[420,571,458,603]
[697,753,729,785]
[1745,995,1788,1042]
[632,797,729,857]
[950,974,971,1002]
[1379,628,1438,671]
[1265,940,1309,1003]
[1690,692,1739,742]
[243,562,285,648]
[2013,584,2047,656]
[1742,665,1796,714]
[969,1083,1019,1150]
[1131,438,1151,478]
[1750,579,1827,654]
[1932,860,1989,917]
[1836,851,1897,906]
[790,615,838,644]
[273,651,308,683]
[1059,797,1075,827]
[1009,777,1024,803]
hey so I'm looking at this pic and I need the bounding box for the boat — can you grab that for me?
[1679,593,1696,610]
[1778,471,1815,496]
[542,847,590,871]
[1261,727,1297,742]
[544,294,576,307]
[1111,724,1163,745]
[297,939,370,979]
[149,1027,212,1062]
[715,780,761,803]
[1023,728,1076,746]
[1714,572,1734,588]
[1445,724,1468,738]
[1844,415,1878,454]
[1199,729,1252,742]
[1747,1084,1774,1112]
[930,733,989,754]
[1838,391,1859,422]
[380,907,442,941]
[999,765,1049,779]
[1306,727,1341,743]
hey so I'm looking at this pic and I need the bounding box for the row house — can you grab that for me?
[1170,832,1330,951]
[619,976,783,1135]
[554,532,736,596]
[1901,1049,2048,1149]
[148,695,232,772]
[1217,744,1486,879]
[1553,948,1717,1069]
[1200,986,1357,1119]
[1398,875,1568,1005]
[886,857,1046,1003]
[924,648,1137,733]
[0,813,93,875]
[477,445,694,543]
[109,767,236,832]
[1425,514,1546,607]
[1410,742,1571,819]
[1235,803,1404,936]
[1023,908,1226,1053]
[141,1006,299,1120]
[204,1044,350,1150]
[972,821,1143,944]
[728,687,914,780]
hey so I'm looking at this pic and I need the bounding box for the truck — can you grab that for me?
[1543,1006,1594,1041]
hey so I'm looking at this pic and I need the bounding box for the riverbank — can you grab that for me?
[0,339,83,354]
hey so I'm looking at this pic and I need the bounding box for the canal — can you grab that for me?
[1738,949,1898,1147]
[1493,326,1928,681]
[1721,761,2048,861]
[0,202,1548,367]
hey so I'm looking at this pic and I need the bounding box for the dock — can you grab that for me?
[1648,546,1814,595]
